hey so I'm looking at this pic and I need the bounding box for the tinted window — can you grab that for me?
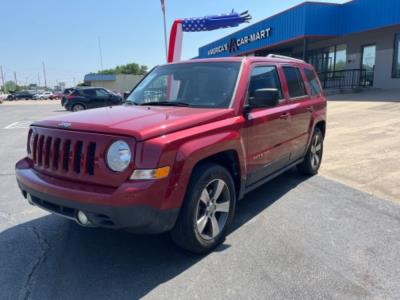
[304,69,322,95]
[283,67,307,98]
[83,89,96,97]
[95,89,109,97]
[248,66,283,102]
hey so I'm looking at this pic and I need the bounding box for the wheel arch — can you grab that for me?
[191,150,243,200]
[314,120,326,138]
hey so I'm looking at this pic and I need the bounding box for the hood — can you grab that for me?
[33,105,235,141]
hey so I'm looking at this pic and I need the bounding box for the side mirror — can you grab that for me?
[249,88,280,108]
[123,91,130,100]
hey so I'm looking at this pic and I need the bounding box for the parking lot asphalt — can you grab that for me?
[1,102,400,299]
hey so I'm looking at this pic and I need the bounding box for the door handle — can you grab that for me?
[280,112,290,119]
[306,106,314,112]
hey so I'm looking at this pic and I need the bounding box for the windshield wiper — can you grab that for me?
[139,101,190,107]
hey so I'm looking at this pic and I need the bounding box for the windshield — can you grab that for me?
[126,62,241,108]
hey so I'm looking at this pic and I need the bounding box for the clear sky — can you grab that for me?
[1,0,348,87]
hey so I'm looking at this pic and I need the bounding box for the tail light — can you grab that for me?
[66,95,74,101]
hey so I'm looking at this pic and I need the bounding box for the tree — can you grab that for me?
[4,81,18,92]
[96,63,148,75]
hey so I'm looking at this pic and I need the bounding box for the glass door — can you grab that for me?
[361,44,376,86]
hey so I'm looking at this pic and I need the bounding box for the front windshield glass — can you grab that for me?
[126,62,241,108]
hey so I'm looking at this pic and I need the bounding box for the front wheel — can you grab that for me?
[297,128,324,175]
[72,103,85,112]
[171,163,236,254]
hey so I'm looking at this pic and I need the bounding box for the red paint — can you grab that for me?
[15,56,326,230]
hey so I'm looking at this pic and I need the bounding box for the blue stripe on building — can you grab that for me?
[198,0,400,58]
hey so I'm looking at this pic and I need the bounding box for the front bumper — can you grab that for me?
[16,159,179,233]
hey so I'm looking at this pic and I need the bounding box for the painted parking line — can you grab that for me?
[4,121,31,129]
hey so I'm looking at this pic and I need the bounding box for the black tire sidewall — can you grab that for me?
[172,163,236,253]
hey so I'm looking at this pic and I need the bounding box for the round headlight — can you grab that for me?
[106,140,131,172]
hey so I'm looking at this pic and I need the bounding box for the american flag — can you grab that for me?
[181,11,251,32]
[168,11,251,63]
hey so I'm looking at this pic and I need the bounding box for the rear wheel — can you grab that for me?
[297,128,323,175]
[72,103,85,112]
[171,163,236,254]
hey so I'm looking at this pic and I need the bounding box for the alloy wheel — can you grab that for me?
[73,104,84,112]
[195,178,230,240]
[310,134,322,169]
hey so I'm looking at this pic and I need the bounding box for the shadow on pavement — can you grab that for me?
[0,169,307,299]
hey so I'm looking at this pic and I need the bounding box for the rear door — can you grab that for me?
[95,88,111,107]
[281,66,313,161]
[245,64,292,187]
[81,89,97,108]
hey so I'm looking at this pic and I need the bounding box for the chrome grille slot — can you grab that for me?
[52,138,61,170]
[86,142,96,175]
[62,140,71,172]
[37,135,44,166]
[44,136,52,168]
[73,141,83,174]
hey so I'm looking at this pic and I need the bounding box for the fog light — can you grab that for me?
[77,210,90,226]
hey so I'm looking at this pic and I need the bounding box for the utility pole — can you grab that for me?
[0,65,5,92]
[38,73,41,87]
[98,37,104,85]
[97,37,103,71]
[160,0,168,61]
[42,62,47,88]
[14,72,18,86]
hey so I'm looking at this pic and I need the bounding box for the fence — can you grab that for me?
[318,69,373,89]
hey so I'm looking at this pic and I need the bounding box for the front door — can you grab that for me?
[245,65,292,187]
[361,44,376,86]
[94,88,110,107]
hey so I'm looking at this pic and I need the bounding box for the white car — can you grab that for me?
[0,93,9,103]
[33,91,53,100]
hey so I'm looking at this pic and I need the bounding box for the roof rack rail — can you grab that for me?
[267,54,305,63]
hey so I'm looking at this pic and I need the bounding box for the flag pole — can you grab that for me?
[161,1,168,62]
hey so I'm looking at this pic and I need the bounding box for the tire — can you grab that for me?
[72,103,85,112]
[171,163,236,254]
[297,128,324,175]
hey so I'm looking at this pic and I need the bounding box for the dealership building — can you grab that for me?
[83,74,143,93]
[198,0,400,89]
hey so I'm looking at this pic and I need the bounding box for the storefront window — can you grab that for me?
[393,33,400,78]
[334,44,347,71]
[307,44,346,73]
[327,46,335,72]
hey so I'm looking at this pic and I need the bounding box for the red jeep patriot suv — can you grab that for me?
[16,56,326,253]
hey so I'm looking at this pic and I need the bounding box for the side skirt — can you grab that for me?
[240,158,303,198]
